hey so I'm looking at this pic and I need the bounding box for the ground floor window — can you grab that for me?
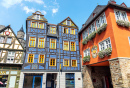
[0,75,8,87]
[65,73,75,88]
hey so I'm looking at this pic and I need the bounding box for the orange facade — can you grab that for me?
[79,5,130,66]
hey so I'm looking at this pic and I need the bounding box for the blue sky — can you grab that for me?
[0,0,129,36]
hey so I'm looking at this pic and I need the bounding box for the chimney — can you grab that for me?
[82,24,85,28]
[110,0,116,4]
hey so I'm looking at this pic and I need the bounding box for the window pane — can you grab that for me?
[71,42,75,51]
[38,38,44,48]
[29,37,36,47]
[50,39,56,49]
[39,55,44,63]
[72,60,77,67]
[64,41,69,50]
[28,54,34,63]
[0,37,4,43]
[6,38,12,44]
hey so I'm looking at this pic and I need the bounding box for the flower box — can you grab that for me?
[98,48,112,59]
[83,55,90,63]
[116,20,130,28]
[96,23,107,35]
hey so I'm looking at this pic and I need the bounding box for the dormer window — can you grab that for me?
[37,15,40,20]
[50,27,56,34]
[67,20,71,26]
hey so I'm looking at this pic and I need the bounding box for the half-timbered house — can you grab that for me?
[0,25,25,88]
[19,11,82,88]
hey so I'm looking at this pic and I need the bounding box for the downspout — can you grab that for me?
[58,26,61,88]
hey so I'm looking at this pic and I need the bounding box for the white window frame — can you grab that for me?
[83,48,90,57]
[128,37,130,45]
[96,12,107,29]
[99,37,112,51]
[6,37,12,44]
[38,54,45,63]
[82,30,88,40]
[70,41,76,51]
[114,9,128,21]
[0,37,5,43]
[63,41,69,51]
[7,51,15,63]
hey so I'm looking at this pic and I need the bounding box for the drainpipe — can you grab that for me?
[58,26,61,88]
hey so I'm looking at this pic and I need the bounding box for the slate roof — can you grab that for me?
[0,25,5,31]
[18,25,25,33]
[78,2,130,34]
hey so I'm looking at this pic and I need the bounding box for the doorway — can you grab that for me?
[46,73,57,88]
[33,76,42,88]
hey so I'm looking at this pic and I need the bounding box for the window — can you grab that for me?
[82,30,88,40]
[63,41,69,51]
[0,37,5,43]
[39,55,44,63]
[50,39,56,49]
[65,73,75,88]
[70,29,75,35]
[99,38,111,51]
[7,51,15,63]
[63,28,68,34]
[70,42,76,51]
[91,23,96,32]
[28,54,34,63]
[128,37,130,45]
[84,48,90,57]
[67,20,71,26]
[50,27,56,34]
[29,37,36,47]
[71,60,77,67]
[50,58,56,66]
[115,10,128,21]
[88,27,92,35]
[6,37,12,44]
[63,59,69,66]
[31,22,37,28]
[38,38,45,48]
[37,15,40,20]
[38,23,44,29]
[96,13,106,29]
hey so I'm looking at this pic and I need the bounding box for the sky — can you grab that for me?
[0,0,130,37]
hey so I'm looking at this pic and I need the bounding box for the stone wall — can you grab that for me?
[82,66,94,88]
[109,58,130,88]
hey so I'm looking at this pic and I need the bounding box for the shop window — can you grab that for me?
[50,27,56,34]
[29,37,36,47]
[50,39,56,49]
[0,37,5,43]
[63,41,69,51]
[70,29,75,35]
[50,58,56,66]
[65,73,75,88]
[70,42,76,51]
[39,55,44,63]
[28,54,34,63]
[6,37,12,44]
[0,75,8,87]
[99,38,111,51]
[63,59,69,66]
[38,23,44,29]
[31,22,37,28]
[38,38,45,48]
[7,51,15,63]
[63,28,68,34]
[71,60,77,67]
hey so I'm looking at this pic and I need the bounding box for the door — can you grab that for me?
[33,76,42,88]
[9,76,16,88]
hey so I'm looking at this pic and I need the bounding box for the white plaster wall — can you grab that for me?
[18,72,24,88]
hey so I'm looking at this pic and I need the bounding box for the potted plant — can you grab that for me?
[83,55,90,63]
[96,23,107,35]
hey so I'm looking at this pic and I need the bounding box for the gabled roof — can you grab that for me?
[27,11,47,22]
[0,25,25,50]
[78,2,130,34]
[58,17,78,29]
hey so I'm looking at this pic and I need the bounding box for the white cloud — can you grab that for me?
[25,0,44,4]
[52,8,58,14]
[41,10,47,15]
[23,6,35,14]
[1,0,22,8]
